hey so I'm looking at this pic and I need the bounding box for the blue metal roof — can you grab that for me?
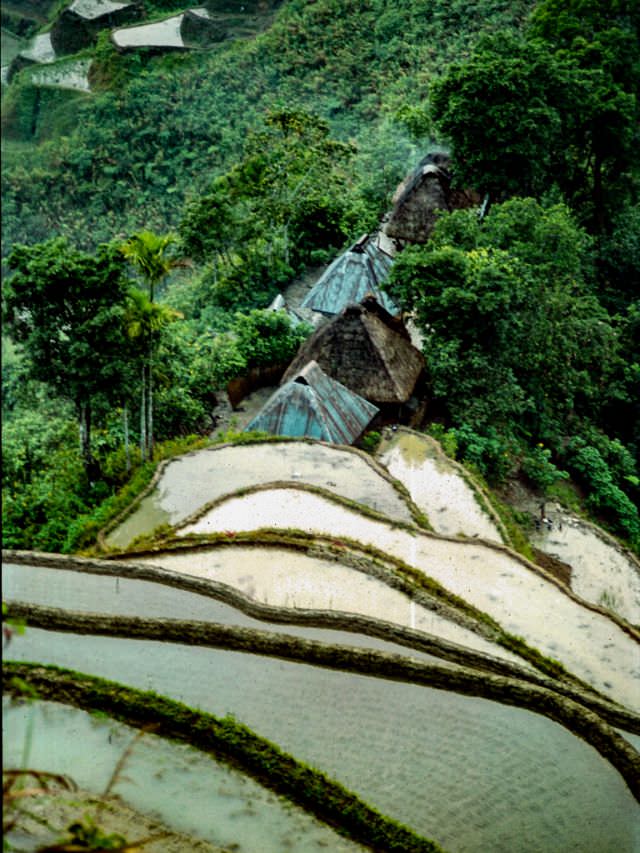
[244,361,379,444]
[301,235,398,316]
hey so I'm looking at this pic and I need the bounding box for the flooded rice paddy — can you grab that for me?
[378,431,503,542]
[4,699,364,853]
[6,629,639,853]
[2,560,450,664]
[178,487,640,711]
[124,546,528,665]
[112,16,184,48]
[19,32,56,63]
[531,516,640,626]
[106,441,413,549]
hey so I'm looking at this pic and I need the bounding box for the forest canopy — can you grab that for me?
[2,0,638,551]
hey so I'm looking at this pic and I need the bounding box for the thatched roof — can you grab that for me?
[301,234,397,316]
[244,360,378,444]
[385,153,451,245]
[282,296,424,404]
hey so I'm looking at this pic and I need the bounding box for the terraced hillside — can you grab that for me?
[4,435,639,851]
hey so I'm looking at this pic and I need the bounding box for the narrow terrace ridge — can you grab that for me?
[173,484,640,712]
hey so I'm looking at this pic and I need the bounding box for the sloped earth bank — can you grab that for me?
[4,699,364,853]
[377,428,505,542]
[5,632,639,852]
[176,486,640,712]
[104,441,416,549]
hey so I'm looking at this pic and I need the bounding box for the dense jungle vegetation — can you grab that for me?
[2,0,639,552]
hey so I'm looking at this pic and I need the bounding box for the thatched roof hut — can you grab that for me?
[384,151,482,245]
[244,360,378,444]
[281,296,424,405]
[384,153,451,245]
[301,234,398,317]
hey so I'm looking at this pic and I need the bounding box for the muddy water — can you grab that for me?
[6,630,639,853]
[106,442,412,549]
[2,561,447,664]
[178,488,640,712]
[126,547,528,665]
[379,431,503,542]
[531,516,640,625]
[3,699,364,853]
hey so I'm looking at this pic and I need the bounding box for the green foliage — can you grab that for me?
[232,308,312,369]
[521,445,569,493]
[3,238,135,468]
[452,425,516,485]
[60,817,128,850]
[121,229,180,301]
[424,423,458,459]
[2,391,91,550]
[360,430,381,453]
[200,308,311,391]
[566,437,640,546]
[429,2,639,227]
[429,32,568,199]
[387,200,617,441]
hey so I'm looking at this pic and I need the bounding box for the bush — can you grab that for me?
[452,424,516,484]
[567,439,640,546]
[521,445,569,492]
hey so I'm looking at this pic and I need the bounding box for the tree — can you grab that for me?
[429,10,639,230]
[529,0,639,231]
[428,32,568,201]
[4,239,131,472]
[120,230,183,460]
[179,109,360,273]
[122,281,182,461]
[385,201,617,442]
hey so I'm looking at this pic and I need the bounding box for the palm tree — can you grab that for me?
[124,287,181,461]
[121,231,178,302]
[121,231,183,460]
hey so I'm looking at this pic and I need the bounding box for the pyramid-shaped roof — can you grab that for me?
[301,234,398,316]
[244,360,379,444]
[282,297,424,404]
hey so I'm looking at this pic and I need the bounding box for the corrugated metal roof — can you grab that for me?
[301,236,398,316]
[244,360,379,444]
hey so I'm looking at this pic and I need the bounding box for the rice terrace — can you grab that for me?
[2,0,639,850]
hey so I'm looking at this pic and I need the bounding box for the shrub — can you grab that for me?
[521,445,569,492]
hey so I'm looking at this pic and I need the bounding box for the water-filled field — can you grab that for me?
[177,486,640,711]
[123,547,527,664]
[106,441,413,549]
[531,517,640,625]
[2,560,450,663]
[6,628,638,852]
[4,699,365,853]
[378,430,504,542]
